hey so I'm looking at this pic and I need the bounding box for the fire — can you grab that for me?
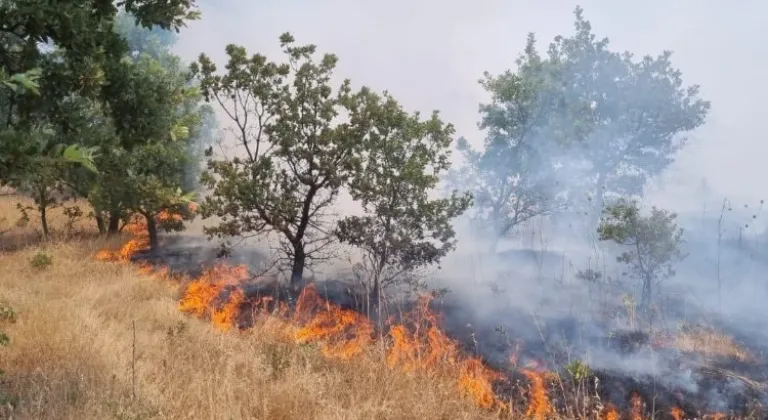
[178,264,249,330]
[459,359,505,410]
[522,369,554,420]
[212,288,245,331]
[293,284,374,359]
[93,205,744,419]
[603,404,620,420]
[384,295,506,410]
[629,392,644,420]
[94,216,149,262]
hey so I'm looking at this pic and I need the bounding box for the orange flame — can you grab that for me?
[384,295,506,410]
[603,404,620,420]
[293,284,374,359]
[671,406,685,420]
[212,288,244,331]
[95,208,743,419]
[522,369,554,420]
[178,264,249,330]
[630,392,644,420]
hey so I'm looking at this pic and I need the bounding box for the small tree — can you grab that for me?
[598,199,685,311]
[192,34,380,286]
[336,93,472,302]
[124,143,196,250]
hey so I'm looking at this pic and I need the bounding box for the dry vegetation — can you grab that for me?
[0,196,762,420]
[0,196,499,419]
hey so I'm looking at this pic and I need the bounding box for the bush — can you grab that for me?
[0,300,15,347]
[29,250,53,269]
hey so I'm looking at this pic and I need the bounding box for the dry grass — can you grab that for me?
[0,198,495,420]
[0,195,96,251]
[674,325,753,362]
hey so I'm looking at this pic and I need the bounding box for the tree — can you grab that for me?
[0,0,200,186]
[598,199,685,312]
[86,39,203,245]
[336,93,472,301]
[121,144,196,249]
[545,7,710,221]
[5,127,69,239]
[192,34,381,286]
[450,34,570,253]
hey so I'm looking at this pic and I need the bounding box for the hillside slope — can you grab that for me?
[0,199,493,420]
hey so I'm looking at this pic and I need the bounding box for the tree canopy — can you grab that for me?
[336,92,472,299]
[452,6,710,251]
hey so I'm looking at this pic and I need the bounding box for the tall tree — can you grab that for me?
[337,93,472,301]
[87,36,203,244]
[546,7,710,220]
[450,34,572,253]
[192,34,383,286]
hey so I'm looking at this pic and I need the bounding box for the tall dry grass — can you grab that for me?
[0,196,495,420]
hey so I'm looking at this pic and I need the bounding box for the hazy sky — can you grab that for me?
[174,0,768,210]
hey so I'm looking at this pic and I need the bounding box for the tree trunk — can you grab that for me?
[641,277,652,313]
[591,172,607,231]
[290,244,306,288]
[145,213,158,251]
[95,214,106,234]
[370,273,381,306]
[39,205,49,240]
[488,234,501,255]
[107,211,120,235]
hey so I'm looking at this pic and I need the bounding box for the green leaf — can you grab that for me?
[62,145,100,173]
[169,124,190,142]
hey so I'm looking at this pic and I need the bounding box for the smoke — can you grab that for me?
[160,0,768,413]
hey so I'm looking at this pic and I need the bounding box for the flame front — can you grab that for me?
[630,392,644,420]
[94,208,746,419]
[293,284,374,359]
[603,404,620,420]
[522,369,553,420]
[178,264,249,329]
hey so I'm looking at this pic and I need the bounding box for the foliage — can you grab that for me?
[598,198,685,311]
[29,250,53,269]
[564,360,592,382]
[545,7,710,215]
[192,33,380,285]
[453,7,710,244]
[4,127,72,238]
[336,93,472,298]
[0,0,200,176]
[450,33,568,252]
[74,15,204,241]
[0,300,15,347]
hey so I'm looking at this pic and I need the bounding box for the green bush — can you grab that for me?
[29,250,53,269]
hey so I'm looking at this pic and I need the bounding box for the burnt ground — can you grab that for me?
[133,234,768,418]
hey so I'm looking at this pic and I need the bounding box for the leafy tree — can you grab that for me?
[0,0,200,183]
[455,7,711,245]
[598,198,685,312]
[6,127,69,239]
[544,7,710,220]
[192,34,381,286]
[86,39,203,245]
[450,34,570,253]
[336,93,472,300]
